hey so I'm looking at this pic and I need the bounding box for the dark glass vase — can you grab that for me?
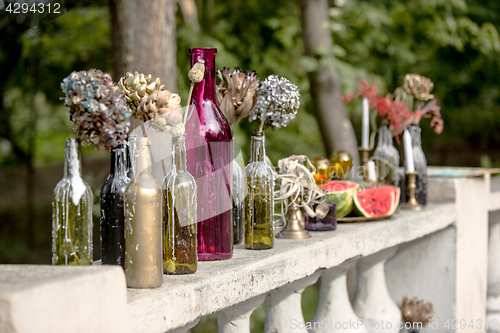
[373,125,400,186]
[100,145,130,267]
[305,202,337,231]
[405,124,428,206]
[162,136,197,274]
[244,131,274,250]
[185,47,233,260]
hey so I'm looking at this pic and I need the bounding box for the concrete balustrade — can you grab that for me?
[1,176,499,333]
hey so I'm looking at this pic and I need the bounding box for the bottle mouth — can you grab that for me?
[189,47,217,54]
[252,130,264,137]
[136,137,150,146]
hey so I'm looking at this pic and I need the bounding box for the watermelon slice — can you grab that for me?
[353,185,400,218]
[322,181,359,218]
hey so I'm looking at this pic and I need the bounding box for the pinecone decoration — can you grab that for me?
[137,90,183,132]
[216,67,259,126]
[118,71,164,114]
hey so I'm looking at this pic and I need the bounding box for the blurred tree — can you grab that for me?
[300,0,360,168]
[111,0,177,91]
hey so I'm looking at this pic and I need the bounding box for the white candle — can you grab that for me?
[403,129,415,173]
[362,97,369,148]
[367,160,377,182]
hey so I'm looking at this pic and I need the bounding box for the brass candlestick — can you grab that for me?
[403,171,423,211]
[359,147,370,181]
[276,202,311,239]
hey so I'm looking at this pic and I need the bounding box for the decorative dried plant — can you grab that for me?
[400,295,435,327]
[216,67,259,127]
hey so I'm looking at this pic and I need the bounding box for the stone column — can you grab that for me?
[353,247,402,333]
[310,259,367,333]
[488,211,500,332]
[264,271,321,333]
[217,295,265,333]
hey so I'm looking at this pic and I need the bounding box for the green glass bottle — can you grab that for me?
[244,131,274,249]
[52,138,93,265]
[162,135,197,274]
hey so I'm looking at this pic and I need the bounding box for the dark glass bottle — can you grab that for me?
[244,131,274,249]
[185,47,233,260]
[100,145,130,267]
[405,124,428,206]
[52,138,93,265]
[162,135,197,274]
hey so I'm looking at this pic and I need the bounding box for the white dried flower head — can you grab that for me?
[138,90,183,132]
[170,123,185,137]
[403,74,434,101]
[188,60,205,83]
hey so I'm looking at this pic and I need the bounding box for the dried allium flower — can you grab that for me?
[118,71,164,113]
[249,74,301,130]
[137,90,183,132]
[216,67,259,126]
[400,296,434,326]
[404,74,435,101]
[189,60,205,83]
[61,69,131,150]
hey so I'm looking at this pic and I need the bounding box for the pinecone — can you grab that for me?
[118,71,164,114]
[216,67,259,126]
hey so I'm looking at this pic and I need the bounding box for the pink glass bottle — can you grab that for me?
[185,47,233,260]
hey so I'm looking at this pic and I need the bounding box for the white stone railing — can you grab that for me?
[1,175,499,333]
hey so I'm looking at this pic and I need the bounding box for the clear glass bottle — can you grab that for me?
[162,135,197,274]
[52,138,93,265]
[405,124,428,206]
[100,145,130,267]
[373,125,400,186]
[185,47,233,260]
[124,137,162,288]
[244,131,274,250]
[232,143,245,244]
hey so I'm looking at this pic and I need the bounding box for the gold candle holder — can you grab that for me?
[276,202,311,239]
[359,147,370,181]
[403,171,423,211]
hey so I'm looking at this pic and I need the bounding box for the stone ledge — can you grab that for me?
[127,203,455,333]
[0,265,127,333]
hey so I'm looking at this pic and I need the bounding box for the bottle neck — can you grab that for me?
[172,136,187,171]
[135,138,152,177]
[378,125,388,146]
[190,48,216,101]
[251,133,266,162]
[384,126,394,147]
[409,124,422,146]
[127,134,138,177]
[111,145,128,179]
[64,138,81,179]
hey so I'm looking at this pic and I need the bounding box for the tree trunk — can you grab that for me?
[300,0,360,169]
[112,0,177,91]
[178,0,200,32]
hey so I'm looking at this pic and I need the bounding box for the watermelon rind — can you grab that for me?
[323,181,359,218]
[353,186,400,218]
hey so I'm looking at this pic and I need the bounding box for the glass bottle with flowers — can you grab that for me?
[57,69,132,265]
[216,67,259,245]
[395,74,443,206]
[245,75,301,249]
[342,79,404,187]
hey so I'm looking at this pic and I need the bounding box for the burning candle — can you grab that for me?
[362,97,369,149]
[403,129,415,173]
